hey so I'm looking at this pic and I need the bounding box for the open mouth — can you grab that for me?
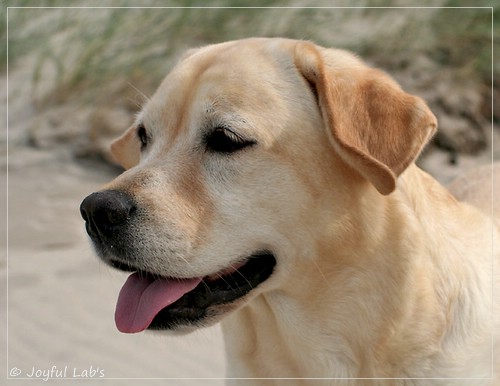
[111,253,276,333]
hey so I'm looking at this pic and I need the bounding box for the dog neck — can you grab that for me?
[221,165,495,382]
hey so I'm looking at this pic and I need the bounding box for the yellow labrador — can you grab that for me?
[80,38,499,385]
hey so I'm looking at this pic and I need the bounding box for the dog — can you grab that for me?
[80,38,499,385]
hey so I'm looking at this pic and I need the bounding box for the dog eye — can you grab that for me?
[205,127,255,154]
[137,124,148,150]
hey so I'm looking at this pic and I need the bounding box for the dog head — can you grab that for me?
[80,38,436,334]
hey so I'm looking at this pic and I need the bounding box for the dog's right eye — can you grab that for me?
[137,124,148,150]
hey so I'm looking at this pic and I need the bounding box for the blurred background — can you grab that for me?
[1,1,498,384]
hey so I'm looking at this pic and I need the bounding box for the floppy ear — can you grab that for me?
[294,42,437,195]
[110,125,141,170]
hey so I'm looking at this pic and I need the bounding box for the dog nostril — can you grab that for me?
[95,203,131,226]
[80,190,136,236]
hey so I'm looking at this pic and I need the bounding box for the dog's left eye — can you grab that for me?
[205,127,256,154]
[137,124,148,150]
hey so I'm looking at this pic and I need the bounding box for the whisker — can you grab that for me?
[127,82,151,108]
[311,259,331,290]
[231,265,253,289]
[211,270,237,292]
[206,262,251,293]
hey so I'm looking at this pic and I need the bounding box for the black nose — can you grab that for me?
[80,190,136,239]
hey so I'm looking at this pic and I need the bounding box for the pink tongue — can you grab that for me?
[115,272,202,333]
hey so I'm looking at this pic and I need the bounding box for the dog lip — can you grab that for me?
[108,255,255,282]
[109,258,140,273]
[204,259,248,281]
[108,259,246,281]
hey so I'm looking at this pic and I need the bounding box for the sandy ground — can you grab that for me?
[2,150,226,384]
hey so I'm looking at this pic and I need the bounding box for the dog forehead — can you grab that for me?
[141,39,300,138]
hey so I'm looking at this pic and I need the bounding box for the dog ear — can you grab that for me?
[294,42,437,195]
[110,125,141,170]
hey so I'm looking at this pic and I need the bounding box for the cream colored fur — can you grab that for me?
[108,38,499,385]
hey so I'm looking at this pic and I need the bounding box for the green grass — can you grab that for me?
[3,2,496,108]
[430,5,497,81]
